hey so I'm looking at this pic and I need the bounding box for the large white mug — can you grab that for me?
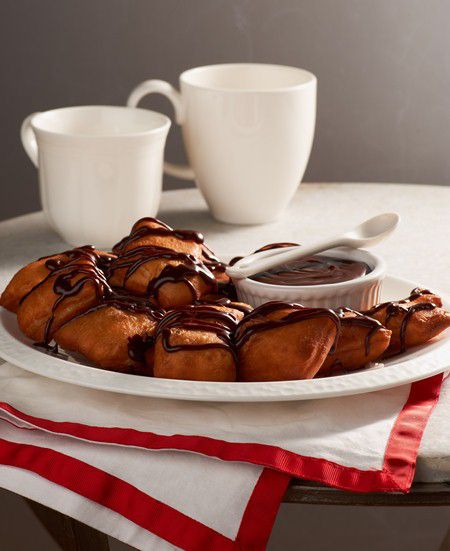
[21,105,170,248]
[128,63,316,224]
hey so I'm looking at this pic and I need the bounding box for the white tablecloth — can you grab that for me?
[0,182,449,482]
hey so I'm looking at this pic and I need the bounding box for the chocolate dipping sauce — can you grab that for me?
[250,255,370,286]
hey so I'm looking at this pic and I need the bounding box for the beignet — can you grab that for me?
[366,288,450,355]
[17,256,109,343]
[235,301,340,381]
[153,304,241,381]
[113,217,204,258]
[320,308,392,375]
[108,246,217,308]
[0,246,113,313]
[55,294,163,374]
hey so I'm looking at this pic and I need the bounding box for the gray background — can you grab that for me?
[1,0,450,222]
[1,2,449,549]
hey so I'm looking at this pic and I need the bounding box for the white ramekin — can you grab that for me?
[233,248,386,310]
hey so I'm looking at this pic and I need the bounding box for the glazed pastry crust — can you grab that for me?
[0,249,114,314]
[152,303,242,382]
[17,265,103,342]
[236,305,339,382]
[155,279,213,309]
[55,306,156,373]
[238,318,338,381]
[108,250,216,309]
[374,307,450,356]
[366,289,450,355]
[0,254,67,313]
[320,310,392,375]
[193,300,250,322]
[154,329,236,382]
[114,218,203,258]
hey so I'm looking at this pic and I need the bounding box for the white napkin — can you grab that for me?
[0,362,444,550]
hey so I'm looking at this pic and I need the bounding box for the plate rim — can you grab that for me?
[0,274,449,402]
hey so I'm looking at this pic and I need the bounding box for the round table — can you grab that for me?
[0,182,448,487]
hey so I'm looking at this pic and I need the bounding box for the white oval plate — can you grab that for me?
[0,275,449,402]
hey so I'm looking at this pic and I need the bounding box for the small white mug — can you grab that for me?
[21,105,170,248]
[128,63,317,224]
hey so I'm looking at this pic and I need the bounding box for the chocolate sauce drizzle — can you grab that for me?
[65,290,165,321]
[201,244,227,274]
[128,334,156,363]
[156,305,239,360]
[23,243,165,361]
[194,297,253,315]
[108,246,217,302]
[407,288,434,301]
[20,256,110,349]
[57,290,164,363]
[235,301,340,352]
[365,288,438,353]
[113,217,204,254]
[39,245,115,273]
[334,307,384,356]
[366,288,435,317]
[17,247,114,356]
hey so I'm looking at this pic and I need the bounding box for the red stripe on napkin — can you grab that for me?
[382,372,443,491]
[237,467,290,549]
[0,436,289,550]
[0,374,443,493]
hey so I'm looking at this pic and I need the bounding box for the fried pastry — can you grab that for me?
[0,246,113,313]
[235,301,340,381]
[194,297,252,320]
[365,288,450,355]
[4,211,450,383]
[54,294,164,374]
[17,255,109,343]
[153,304,241,381]
[319,308,392,376]
[0,254,64,313]
[107,246,217,308]
[113,217,204,258]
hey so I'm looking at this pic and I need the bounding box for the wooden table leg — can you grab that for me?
[25,498,110,551]
[440,525,450,551]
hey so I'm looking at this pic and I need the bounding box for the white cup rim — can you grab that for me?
[30,105,171,139]
[180,63,317,93]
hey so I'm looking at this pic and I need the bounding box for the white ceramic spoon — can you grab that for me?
[226,212,400,280]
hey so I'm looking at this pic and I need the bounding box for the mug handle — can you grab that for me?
[127,80,195,181]
[21,113,40,167]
